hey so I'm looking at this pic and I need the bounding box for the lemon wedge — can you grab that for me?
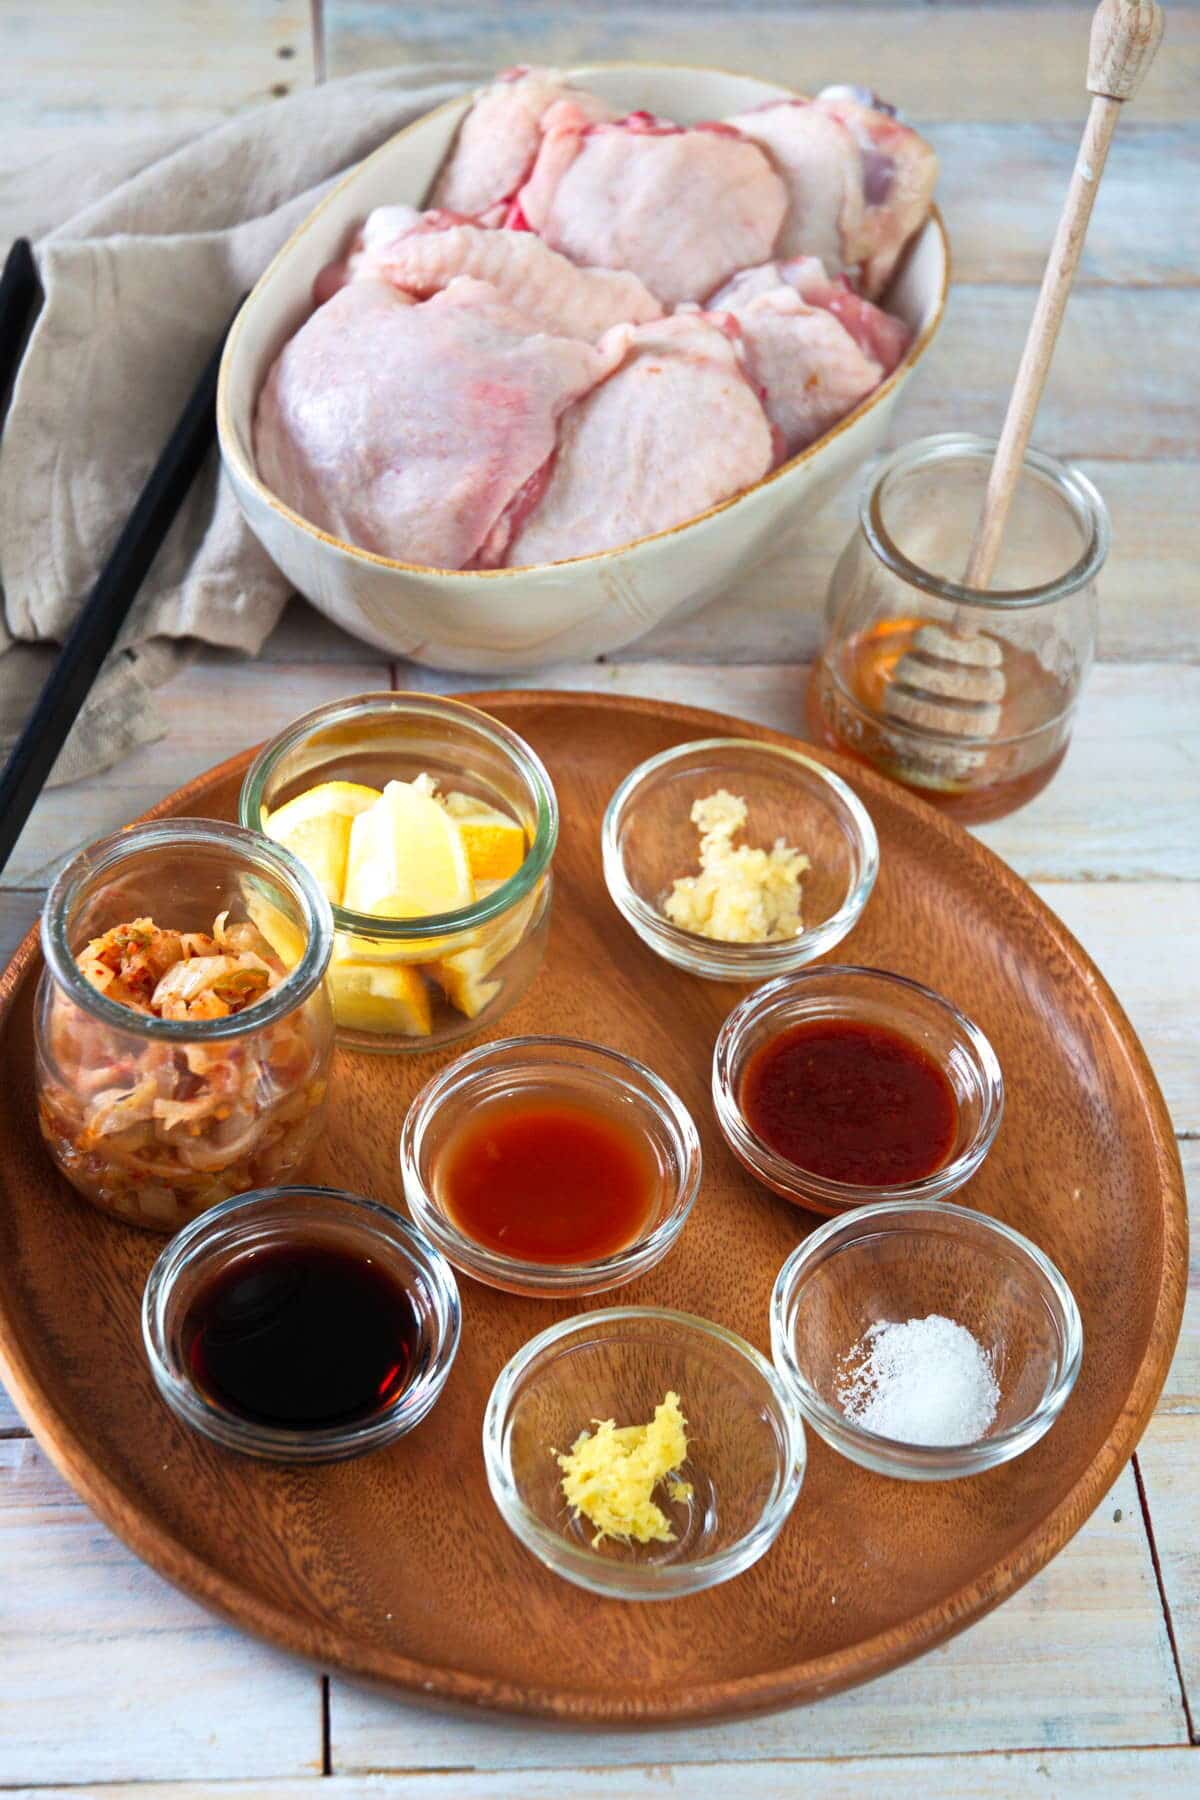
[428,947,502,1020]
[428,884,540,1018]
[263,780,382,904]
[344,780,475,921]
[442,791,527,883]
[330,960,433,1037]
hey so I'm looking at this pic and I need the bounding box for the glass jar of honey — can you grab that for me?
[807,434,1108,822]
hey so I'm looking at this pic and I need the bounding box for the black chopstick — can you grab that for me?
[0,239,41,435]
[0,297,244,878]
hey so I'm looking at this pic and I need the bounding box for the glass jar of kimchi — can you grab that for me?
[35,819,335,1232]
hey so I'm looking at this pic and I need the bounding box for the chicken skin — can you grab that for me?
[505,314,775,566]
[517,112,788,306]
[254,277,623,569]
[717,286,883,455]
[708,255,911,373]
[429,66,612,225]
[725,89,937,298]
[318,208,663,341]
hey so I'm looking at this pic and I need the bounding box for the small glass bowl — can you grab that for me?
[143,1184,462,1462]
[770,1199,1083,1480]
[400,1036,702,1298]
[601,737,878,981]
[713,965,1004,1215]
[483,1306,807,1600]
[239,692,558,1054]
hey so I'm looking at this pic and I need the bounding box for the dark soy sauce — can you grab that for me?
[183,1243,420,1429]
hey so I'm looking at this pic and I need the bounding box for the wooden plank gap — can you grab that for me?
[938,278,1198,293]
[342,1741,1200,1776]
[12,1747,1200,1795]
[1133,1450,1198,1743]
[321,1674,332,1776]
[1059,453,1200,464]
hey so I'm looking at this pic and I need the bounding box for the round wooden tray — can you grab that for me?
[0,693,1186,1724]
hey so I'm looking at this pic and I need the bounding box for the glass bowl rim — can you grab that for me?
[41,818,335,1044]
[482,1304,808,1593]
[399,1034,703,1291]
[712,964,1005,1207]
[769,1196,1084,1471]
[861,431,1111,611]
[238,690,560,941]
[600,736,880,978]
[142,1182,462,1460]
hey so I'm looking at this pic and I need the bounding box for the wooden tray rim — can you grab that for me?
[0,690,1187,1725]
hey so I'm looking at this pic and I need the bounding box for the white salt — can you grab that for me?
[836,1314,1000,1446]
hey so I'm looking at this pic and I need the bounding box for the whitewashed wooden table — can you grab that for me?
[1,3,1197,1794]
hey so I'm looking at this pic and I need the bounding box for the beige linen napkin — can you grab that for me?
[0,65,482,785]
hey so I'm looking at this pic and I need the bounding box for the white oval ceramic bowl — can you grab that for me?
[218,65,949,672]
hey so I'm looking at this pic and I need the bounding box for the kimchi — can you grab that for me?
[37,912,330,1231]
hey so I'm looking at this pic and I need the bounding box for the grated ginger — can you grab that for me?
[662,789,809,944]
[556,1391,692,1546]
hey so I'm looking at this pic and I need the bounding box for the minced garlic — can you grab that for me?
[556,1391,692,1546]
[662,789,809,944]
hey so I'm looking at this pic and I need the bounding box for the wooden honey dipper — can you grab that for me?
[884,0,1165,756]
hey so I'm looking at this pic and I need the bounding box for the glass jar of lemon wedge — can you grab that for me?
[239,694,558,1053]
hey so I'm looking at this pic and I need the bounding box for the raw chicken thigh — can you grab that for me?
[321,208,663,341]
[816,87,938,298]
[506,315,775,566]
[709,256,911,373]
[725,89,937,298]
[254,277,622,569]
[517,113,788,306]
[723,103,851,272]
[429,66,612,225]
[717,286,883,455]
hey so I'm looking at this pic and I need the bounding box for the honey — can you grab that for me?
[807,619,1073,823]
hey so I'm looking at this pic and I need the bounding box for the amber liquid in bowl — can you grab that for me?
[437,1092,657,1264]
